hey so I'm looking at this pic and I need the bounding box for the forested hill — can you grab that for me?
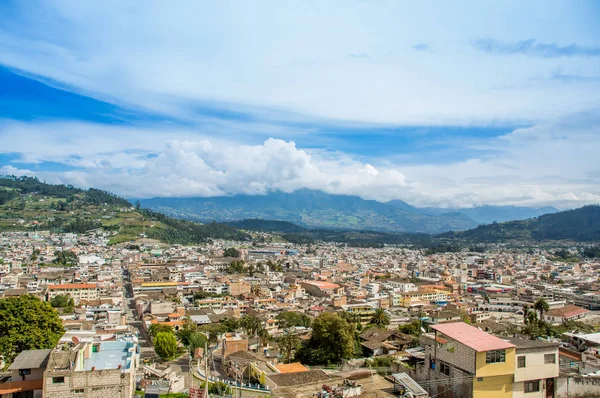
[439,205,600,242]
[0,176,248,245]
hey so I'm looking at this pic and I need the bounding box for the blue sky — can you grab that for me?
[0,1,599,208]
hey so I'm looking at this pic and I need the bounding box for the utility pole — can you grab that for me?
[204,342,209,398]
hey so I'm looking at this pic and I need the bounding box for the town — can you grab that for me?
[1,228,600,398]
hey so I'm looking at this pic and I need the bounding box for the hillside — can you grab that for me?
[440,205,600,242]
[417,204,558,224]
[138,189,479,234]
[0,176,248,245]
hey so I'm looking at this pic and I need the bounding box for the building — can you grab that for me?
[300,281,344,298]
[507,338,559,398]
[0,349,50,398]
[545,305,589,324]
[47,283,99,304]
[417,322,516,398]
[43,338,139,398]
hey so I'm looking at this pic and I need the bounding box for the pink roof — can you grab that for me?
[431,322,515,352]
[302,280,340,289]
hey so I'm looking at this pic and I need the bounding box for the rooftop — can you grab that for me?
[8,349,51,370]
[83,341,135,371]
[431,322,515,352]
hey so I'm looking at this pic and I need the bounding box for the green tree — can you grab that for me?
[398,320,421,337]
[0,295,64,367]
[276,311,311,329]
[52,250,78,266]
[226,260,246,274]
[294,312,357,365]
[369,308,390,328]
[278,333,301,363]
[176,317,197,346]
[50,295,74,313]
[240,315,263,337]
[198,323,227,344]
[188,332,208,356]
[154,331,178,361]
[149,323,173,339]
[534,298,550,322]
[223,248,241,257]
[220,317,240,332]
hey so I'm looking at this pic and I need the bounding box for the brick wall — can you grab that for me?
[43,369,134,398]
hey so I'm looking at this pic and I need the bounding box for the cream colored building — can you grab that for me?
[47,283,99,304]
[509,338,559,398]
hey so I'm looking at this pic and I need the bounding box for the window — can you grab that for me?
[439,362,451,376]
[544,353,556,364]
[52,376,65,384]
[477,377,484,382]
[73,389,84,394]
[524,380,540,393]
[517,356,526,368]
[486,349,506,363]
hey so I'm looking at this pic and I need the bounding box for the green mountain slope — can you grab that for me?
[0,176,248,245]
[138,189,479,234]
[439,205,600,242]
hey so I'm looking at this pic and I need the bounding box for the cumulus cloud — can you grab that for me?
[1,112,600,209]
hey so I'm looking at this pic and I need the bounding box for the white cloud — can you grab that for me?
[1,113,599,209]
[0,1,599,125]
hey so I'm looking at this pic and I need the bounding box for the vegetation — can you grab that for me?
[198,323,228,344]
[533,298,550,322]
[442,205,600,242]
[278,333,301,363]
[226,260,246,274]
[52,250,78,266]
[154,331,178,361]
[0,176,250,245]
[223,247,241,257]
[398,320,422,337]
[369,308,391,328]
[294,312,359,365]
[149,323,173,339]
[276,311,311,329]
[50,294,74,312]
[0,295,64,368]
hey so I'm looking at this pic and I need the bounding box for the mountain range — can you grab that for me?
[138,189,558,234]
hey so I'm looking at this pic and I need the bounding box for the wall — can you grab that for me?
[43,368,134,398]
[556,376,600,398]
[475,348,515,378]
[513,348,558,383]
[473,374,513,398]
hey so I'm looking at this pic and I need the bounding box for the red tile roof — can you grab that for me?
[431,322,515,352]
[48,283,98,290]
[547,305,589,319]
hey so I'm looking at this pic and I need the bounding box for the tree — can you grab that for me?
[226,260,245,274]
[50,295,74,313]
[188,332,208,356]
[149,323,173,339]
[534,298,550,322]
[240,315,263,337]
[198,323,227,344]
[278,333,301,363]
[52,250,78,266]
[220,317,240,332]
[294,312,357,365]
[276,311,311,329]
[176,317,197,346]
[154,331,178,361]
[0,295,64,367]
[369,308,390,328]
[398,320,421,337]
[223,248,240,258]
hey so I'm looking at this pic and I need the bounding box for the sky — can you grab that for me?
[0,0,599,209]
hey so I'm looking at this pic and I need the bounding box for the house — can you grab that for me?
[507,338,559,398]
[300,281,344,298]
[545,305,589,324]
[416,322,516,398]
[46,283,99,304]
[0,349,50,398]
[359,327,412,357]
[43,337,139,398]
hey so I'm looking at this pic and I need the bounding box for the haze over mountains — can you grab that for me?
[138,189,558,234]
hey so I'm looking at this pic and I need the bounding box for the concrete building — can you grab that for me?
[300,281,344,298]
[47,283,99,304]
[0,349,51,398]
[43,338,139,398]
[508,338,559,398]
[417,322,516,398]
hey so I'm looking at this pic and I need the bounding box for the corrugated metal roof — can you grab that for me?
[8,349,51,370]
[431,322,515,352]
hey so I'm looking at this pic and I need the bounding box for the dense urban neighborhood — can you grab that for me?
[1,220,600,397]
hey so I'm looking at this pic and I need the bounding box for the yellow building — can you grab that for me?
[419,322,516,398]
